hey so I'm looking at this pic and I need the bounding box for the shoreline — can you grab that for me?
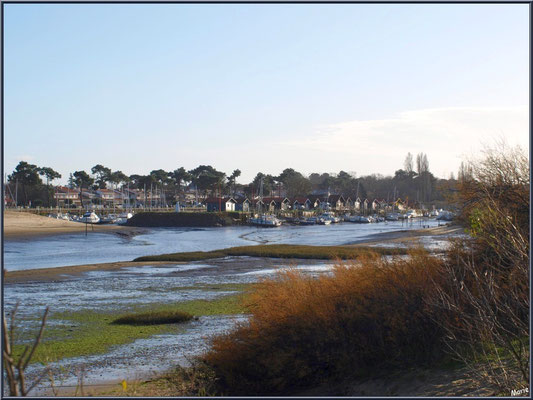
[3,210,147,240]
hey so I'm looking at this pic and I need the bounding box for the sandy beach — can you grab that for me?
[3,210,144,239]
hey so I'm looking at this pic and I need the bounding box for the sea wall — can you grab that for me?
[125,212,244,227]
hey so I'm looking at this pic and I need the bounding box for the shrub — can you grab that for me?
[203,250,446,395]
[112,311,193,326]
[431,143,529,390]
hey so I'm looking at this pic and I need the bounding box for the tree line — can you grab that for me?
[5,152,464,208]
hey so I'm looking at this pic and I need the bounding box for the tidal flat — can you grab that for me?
[3,221,463,395]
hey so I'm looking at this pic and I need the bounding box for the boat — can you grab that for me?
[436,211,454,221]
[298,218,316,225]
[345,215,370,223]
[406,210,421,218]
[249,214,282,227]
[317,218,331,225]
[345,215,360,223]
[385,213,400,221]
[116,211,134,225]
[98,214,118,224]
[283,216,301,225]
[118,212,133,219]
[320,212,341,223]
[79,212,100,224]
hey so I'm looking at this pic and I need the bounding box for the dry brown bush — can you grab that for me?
[203,250,446,395]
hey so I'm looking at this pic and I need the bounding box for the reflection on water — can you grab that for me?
[4,219,441,271]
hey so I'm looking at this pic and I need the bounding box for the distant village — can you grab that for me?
[4,152,466,215]
[43,186,415,214]
[5,182,441,217]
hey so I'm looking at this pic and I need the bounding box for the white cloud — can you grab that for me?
[279,106,529,178]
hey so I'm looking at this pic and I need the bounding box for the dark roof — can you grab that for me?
[235,197,250,204]
[328,194,345,203]
[56,186,79,193]
[293,197,310,203]
[262,197,290,204]
[307,195,323,203]
[204,197,236,204]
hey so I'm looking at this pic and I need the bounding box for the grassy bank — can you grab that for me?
[134,244,407,262]
[12,289,249,364]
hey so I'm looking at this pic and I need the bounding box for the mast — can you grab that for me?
[258,177,263,215]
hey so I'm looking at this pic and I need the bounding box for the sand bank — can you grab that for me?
[3,210,145,239]
[347,224,464,247]
[4,260,174,284]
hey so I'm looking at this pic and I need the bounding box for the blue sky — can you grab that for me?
[3,3,529,184]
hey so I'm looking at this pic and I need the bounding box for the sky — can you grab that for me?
[3,3,529,184]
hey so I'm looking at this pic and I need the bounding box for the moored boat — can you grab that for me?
[79,212,100,224]
[320,212,341,223]
[250,214,282,227]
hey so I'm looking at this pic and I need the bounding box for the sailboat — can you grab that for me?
[249,177,282,227]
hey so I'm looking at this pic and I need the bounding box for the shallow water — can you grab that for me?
[4,258,334,394]
[4,219,441,271]
[26,314,248,396]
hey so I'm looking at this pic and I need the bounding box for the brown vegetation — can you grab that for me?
[195,144,529,396]
[203,251,446,395]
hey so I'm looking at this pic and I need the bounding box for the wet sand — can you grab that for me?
[4,261,174,283]
[348,224,464,246]
[3,210,144,239]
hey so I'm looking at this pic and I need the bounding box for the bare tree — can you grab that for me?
[431,143,529,391]
[404,152,414,174]
[3,304,50,396]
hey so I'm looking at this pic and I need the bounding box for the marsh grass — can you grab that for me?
[112,311,193,326]
[12,292,248,364]
[134,244,406,262]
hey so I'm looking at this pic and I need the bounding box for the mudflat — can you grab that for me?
[3,261,177,283]
[3,210,142,239]
[347,224,464,246]
[4,223,464,284]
